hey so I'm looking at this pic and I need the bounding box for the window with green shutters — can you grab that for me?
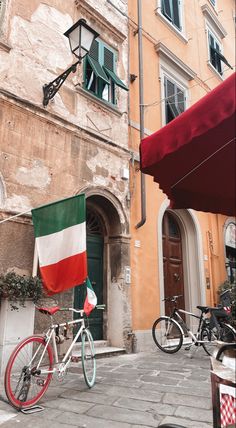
[84,39,128,105]
[164,76,185,124]
[161,0,182,31]
[209,32,222,75]
[208,31,232,76]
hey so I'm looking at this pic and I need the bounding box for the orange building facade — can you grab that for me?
[128,0,235,350]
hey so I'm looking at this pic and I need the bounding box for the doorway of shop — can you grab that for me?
[74,209,104,341]
[162,211,185,316]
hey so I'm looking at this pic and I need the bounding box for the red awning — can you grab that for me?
[140,72,236,216]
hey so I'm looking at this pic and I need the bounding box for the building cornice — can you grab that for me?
[201,4,227,38]
[155,42,197,81]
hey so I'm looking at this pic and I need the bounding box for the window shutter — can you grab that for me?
[209,34,215,47]
[89,40,99,61]
[172,0,181,30]
[104,47,114,71]
[176,88,184,113]
[162,0,172,21]
[166,79,175,105]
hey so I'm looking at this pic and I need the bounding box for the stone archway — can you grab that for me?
[158,201,205,326]
[78,187,131,350]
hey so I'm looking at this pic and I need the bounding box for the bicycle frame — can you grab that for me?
[172,307,210,345]
[35,311,86,376]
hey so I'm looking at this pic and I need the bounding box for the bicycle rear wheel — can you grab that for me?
[4,335,53,409]
[81,329,96,387]
[219,323,236,343]
[152,317,183,353]
[201,327,219,356]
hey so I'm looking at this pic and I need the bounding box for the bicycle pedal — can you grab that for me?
[185,346,191,350]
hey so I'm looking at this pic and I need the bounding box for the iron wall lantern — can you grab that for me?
[43,19,99,107]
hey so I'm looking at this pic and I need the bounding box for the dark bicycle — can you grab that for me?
[152,295,236,356]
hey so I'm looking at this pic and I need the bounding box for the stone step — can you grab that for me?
[72,340,126,360]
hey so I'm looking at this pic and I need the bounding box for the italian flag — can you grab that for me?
[84,277,97,316]
[31,195,87,295]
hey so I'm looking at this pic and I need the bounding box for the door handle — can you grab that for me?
[173,273,180,282]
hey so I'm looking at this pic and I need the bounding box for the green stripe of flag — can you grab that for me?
[32,194,85,237]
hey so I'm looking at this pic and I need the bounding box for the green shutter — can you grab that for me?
[103,67,128,91]
[87,56,110,84]
[104,47,114,71]
[89,40,99,61]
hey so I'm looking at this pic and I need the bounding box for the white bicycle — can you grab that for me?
[4,304,105,409]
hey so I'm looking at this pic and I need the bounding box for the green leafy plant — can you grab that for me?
[0,271,43,310]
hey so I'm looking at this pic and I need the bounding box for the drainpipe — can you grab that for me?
[135,0,146,229]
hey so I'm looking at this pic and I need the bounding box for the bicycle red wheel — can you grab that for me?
[4,335,53,409]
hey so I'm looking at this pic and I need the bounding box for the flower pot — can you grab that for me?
[0,298,35,376]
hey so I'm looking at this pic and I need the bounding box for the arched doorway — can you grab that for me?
[74,207,105,340]
[74,188,131,349]
[158,201,205,323]
[162,211,185,313]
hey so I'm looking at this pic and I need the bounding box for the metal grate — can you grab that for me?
[86,209,103,236]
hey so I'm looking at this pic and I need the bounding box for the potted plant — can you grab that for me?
[0,271,43,310]
[0,271,43,375]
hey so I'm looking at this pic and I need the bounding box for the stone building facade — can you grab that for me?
[0,0,132,350]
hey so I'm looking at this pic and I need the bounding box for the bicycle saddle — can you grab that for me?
[37,306,60,315]
[196,305,209,314]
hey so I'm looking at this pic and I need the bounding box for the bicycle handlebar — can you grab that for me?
[36,304,106,317]
[59,304,106,313]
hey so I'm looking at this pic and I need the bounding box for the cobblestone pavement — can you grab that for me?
[0,347,213,427]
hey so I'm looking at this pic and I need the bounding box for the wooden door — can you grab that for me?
[162,212,185,315]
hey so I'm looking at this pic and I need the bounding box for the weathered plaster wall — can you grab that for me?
[0,0,129,148]
[0,0,131,350]
[0,99,130,213]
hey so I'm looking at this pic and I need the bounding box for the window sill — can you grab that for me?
[0,39,11,53]
[155,10,188,44]
[77,86,123,117]
[207,61,224,80]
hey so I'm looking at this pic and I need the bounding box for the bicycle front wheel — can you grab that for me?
[152,317,183,353]
[4,335,53,409]
[81,329,96,388]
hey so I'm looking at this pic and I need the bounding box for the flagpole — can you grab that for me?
[0,209,31,224]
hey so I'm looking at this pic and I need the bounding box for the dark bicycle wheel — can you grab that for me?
[201,327,219,356]
[219,322,236,343]
[4,335,53,409]
[152,317,183,353]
